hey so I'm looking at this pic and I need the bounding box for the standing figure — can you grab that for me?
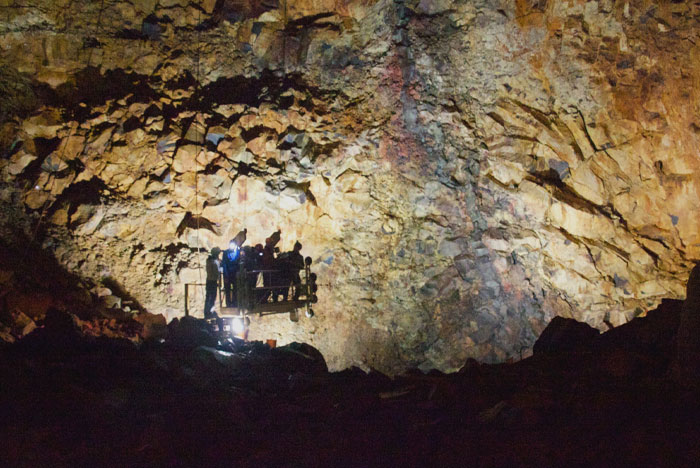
[242,245,259,304]
[222,238,241,307]
[203,247,221,318]
[253,244,265,303]
[261,231,281,303]
[236,247,251,309]
[288,241,305,300]
[276,241,305,301]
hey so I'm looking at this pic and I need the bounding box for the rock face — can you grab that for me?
[1,0,700,373]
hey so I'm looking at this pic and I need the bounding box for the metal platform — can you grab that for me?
[185,263,316,326]
[219,300,306,317]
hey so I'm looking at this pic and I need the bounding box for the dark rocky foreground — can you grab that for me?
[1,301,699,468]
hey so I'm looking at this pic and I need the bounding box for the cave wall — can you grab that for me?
[1,0,699,373]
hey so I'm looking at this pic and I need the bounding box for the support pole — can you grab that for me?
[184,283,189,317]
[305,265,311,317]
[218,272,223,311]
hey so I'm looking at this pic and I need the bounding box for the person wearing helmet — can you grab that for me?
[204,247,222,318]
[222,237,241,307]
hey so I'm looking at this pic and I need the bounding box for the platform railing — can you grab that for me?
[184,267,310,317]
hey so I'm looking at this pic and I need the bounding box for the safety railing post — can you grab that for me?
[184,283,189,317]
[218,272,223,310]
[304,265,310,316]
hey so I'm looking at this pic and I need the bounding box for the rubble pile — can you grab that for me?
[0,240,167,345]
[1,296,699,467]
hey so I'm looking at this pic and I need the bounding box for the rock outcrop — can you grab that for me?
[0,236,167,345]
[1,301,698,467]
[2,0,700,373]
[673,262,700,385]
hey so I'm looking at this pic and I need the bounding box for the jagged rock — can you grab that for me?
[75,315,142,342]
[0,324,15,343]
[13,308,83,354]
[533,316,599,355]
[7,151,36,176]
[165,316,218,349]
[5,290,53,321]
[8,309,36,339]
[102,295,122,309]
[673,263,700,385]
[134,311,167,341]
[595,299,682,355]
[273,341,328,375]
[2,0,700,374]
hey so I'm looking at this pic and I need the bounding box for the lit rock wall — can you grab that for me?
[1,0,699,373]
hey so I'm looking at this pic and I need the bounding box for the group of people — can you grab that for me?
[203,229,306,318]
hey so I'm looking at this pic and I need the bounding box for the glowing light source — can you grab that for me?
[231,316,245,335]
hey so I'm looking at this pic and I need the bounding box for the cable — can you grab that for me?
[277,0,287,231]
[283,0,288,75]
[28,173,56,246]
[26,0,106,250]
[87,0,106,68]
[194,3,203,284]
[277,182,281,230]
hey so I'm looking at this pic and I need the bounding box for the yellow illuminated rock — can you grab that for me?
[1,0,700,374]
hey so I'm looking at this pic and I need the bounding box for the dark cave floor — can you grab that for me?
[1,301,700,468]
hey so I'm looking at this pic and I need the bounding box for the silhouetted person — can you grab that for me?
[276,241,304,301]
[253,244,264,270]
[261,231,281,303]
[674,262,700,386]
[222,238,241,307]
[253,243,265,303]
[203,247,221,318]
[241,245,259,303]
[235,248,249,309]
[288,241,304,300]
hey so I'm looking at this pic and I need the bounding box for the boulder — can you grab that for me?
[165,316,218,349]
[595,299,681,355]
[673,263,700,385]
[102,295,122,309]
[3,308,37,339]
[0,324,15,344]
[272,341,328,375]
[11,308,85,355]
[5,291,52,321]
[134,312,167,341]
[533,316,599,355]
